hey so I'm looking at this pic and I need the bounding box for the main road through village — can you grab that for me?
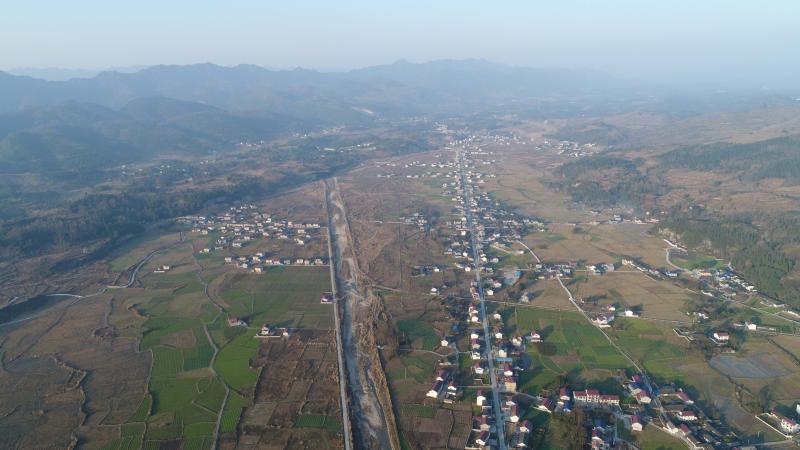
[457,149,508,450]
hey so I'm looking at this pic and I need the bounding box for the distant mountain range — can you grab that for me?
[0,60,640,175]
[2,59,797,177]
[0,59,636,116]
[6,66,146,82]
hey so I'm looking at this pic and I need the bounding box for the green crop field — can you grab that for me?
[398,319,439,351]
[399,404,437,418]
[608,318,692,383]
[195,378,226,413]
[214,331,260,390]
[671,253,725,270]
[220,391,248,433]
[638,424,689,450]
[294,414,327,427]
[181,327,215,370]
[515,307,630,374]
[139,317,200,350]
[128,395,152,422]
[184,422,215,437]
[121,423,145,437]
[220,267,332,329]
[181,437,212,450]
[151,346,184,377]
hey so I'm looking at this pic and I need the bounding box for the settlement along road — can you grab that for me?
[457,150,507,450]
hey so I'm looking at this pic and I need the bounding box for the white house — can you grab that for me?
[712,331,730,344]
[476,390,487,407]
[631,415,643,432]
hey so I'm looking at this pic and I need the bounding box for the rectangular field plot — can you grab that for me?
[607,318,692,382]
[522,223,670,271]
[219,266,333,329]
[512,307,631,391]
[570,272,693,322]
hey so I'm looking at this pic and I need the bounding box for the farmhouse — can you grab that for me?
[227,316,247,327]
[476,390,487,407]
[632,389,652,404]
[768,409,800,434]
[711,331,730,344]
[574,389,600,404]
[593,313,615,328]
[503,376,517,392]
[631,415,643,432]
[255,324,289,338]
[573,389,619,407]
[509,426,530,448]
[475,430,490,447]
[559,387,571,403]
[536,398,554,413]
[427,380,443,399]
[508,404,520,423]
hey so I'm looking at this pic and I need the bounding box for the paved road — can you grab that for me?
[458,150,507,450]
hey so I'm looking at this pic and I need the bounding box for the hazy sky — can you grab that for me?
[3,0,799,84]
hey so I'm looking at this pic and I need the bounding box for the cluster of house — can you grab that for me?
[228,317,292,340]
[181,204,322,256]
[621,258,679,280]
[656,385,732,447]
[702,267,756,293]
[254,324,290,338]
[590,425,616,450]
[527,386,625,449]
[530,386,621,415]
[411,265,443,277]
[530,138,598,159]
[179,204,329,273]
[409,140,748,449]
[425,368,459,403]
[466,392,532,449]
[515,370,726,448]
[223,254,327,272]
[662,236,800,325]
[531,262,574,280]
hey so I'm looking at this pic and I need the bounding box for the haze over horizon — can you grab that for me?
[4,0,800,87]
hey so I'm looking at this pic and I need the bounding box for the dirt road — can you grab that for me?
[324,178,399,450]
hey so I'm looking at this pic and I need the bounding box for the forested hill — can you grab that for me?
[545,132,800,308]
[659,137,800,182]
[0,98,305,174]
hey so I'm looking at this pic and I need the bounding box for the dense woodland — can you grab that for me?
[660,136,800,183]
[657,207,799,305]
[552,155,666,208]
